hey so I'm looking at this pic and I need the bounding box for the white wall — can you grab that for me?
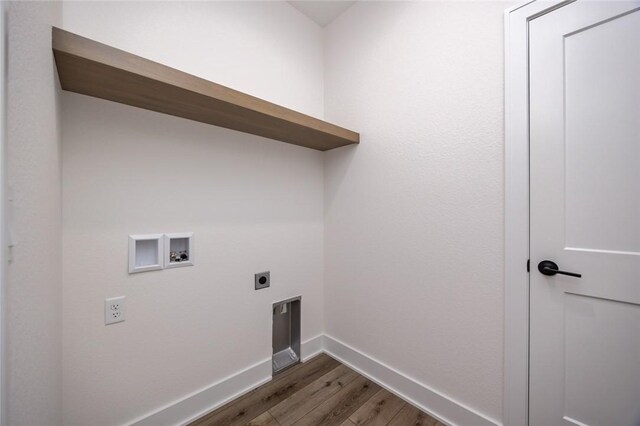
[61,2,325,425]
[61,1,324,119]
[323,2,509,423]
[5,1,512,424]
[6,1,63,425]
[0,3,5,420]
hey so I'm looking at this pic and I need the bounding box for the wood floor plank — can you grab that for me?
[340,420,356,426]
[247,411,280,426]
[292,376,381,426]
[269,364,360,425]
[189,354,340,426]
[348,389,406,425]
[387,404,443,426]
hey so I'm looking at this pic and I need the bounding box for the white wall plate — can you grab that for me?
[128,234,164,273]
[164,232,194,269]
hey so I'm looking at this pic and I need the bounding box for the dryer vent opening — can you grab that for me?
[272,297,301,374]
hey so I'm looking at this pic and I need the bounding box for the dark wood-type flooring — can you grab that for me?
[190,354,446,426]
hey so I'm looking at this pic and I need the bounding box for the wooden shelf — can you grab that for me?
[52,27,359,151]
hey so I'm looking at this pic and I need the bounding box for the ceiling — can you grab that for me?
[288,1,357,27]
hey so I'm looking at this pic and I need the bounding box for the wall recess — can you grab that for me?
[128,234,163,273]
[272,296,301,374]
[164,232,194,269]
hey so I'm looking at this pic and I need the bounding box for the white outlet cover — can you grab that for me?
[105,296,126,325]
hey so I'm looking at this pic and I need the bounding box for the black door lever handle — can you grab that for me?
[538,260,582,278]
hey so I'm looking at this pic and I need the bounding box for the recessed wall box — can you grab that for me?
[164,232,194,269]
[128,234,163,273]
[272,296,301,374]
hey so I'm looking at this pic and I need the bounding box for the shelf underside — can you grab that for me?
[52,27,359,151]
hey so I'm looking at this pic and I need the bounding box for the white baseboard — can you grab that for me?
[130,335,325,426]
[130,334,498,426]
[323,335,500,426]
[301,333,324,361]
[130,358,271,426]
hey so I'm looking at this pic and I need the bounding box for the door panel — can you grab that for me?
[564,9,640,254]
[529,1,640,425]
[564,294,640,426]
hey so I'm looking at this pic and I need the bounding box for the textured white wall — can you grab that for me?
[323,2,509,422]
[61,2,325,425]
[8,2,513,423]
[6,1,63,425]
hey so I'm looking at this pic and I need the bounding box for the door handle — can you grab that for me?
[537,260,582,278]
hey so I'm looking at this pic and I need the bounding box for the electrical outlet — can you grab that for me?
[255,271,270,290]
[105,296,126,325]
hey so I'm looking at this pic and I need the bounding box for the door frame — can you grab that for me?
[503,1,575,425]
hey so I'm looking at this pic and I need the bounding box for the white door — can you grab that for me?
[529,1,640,425]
